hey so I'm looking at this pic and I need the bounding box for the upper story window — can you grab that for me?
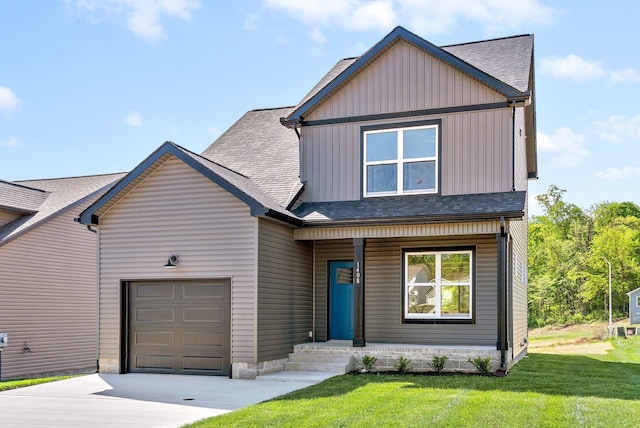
[363,123,439,197]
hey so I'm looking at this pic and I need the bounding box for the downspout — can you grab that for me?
[497,217,509,371]
[511,103,516,192]
[312,241,316,342]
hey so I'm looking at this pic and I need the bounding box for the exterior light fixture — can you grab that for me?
[164,255,178,269]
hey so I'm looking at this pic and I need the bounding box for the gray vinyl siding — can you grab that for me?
[300,108,512,202]
[257,218,313,362]
[308,40,504,120]
[314,235,498,345]
[510,218,528,360]
[510,106,529,359]
[0,209,22,227]
[298,39,512,203]
[97,157,258,371]
[0,199,99,379]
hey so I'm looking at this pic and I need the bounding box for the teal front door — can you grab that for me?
[329,261,354,340]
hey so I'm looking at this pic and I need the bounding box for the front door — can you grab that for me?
[329,261,354,340]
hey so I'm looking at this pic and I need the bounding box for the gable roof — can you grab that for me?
[201,106,302,208]
[0,173,125,246]
[78,141,302,227]
[284,26,531,126]
[282,27,537,179]
[293,191,526,226]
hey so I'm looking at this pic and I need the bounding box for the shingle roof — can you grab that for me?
[442,35,533,93]
[293,192,526,226]
[0,180,48,213]
[78,142,301,226]
[0,173,126,245]
[201,107,302,208]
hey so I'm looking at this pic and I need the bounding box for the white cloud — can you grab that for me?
[264,0,556,40]
[0,86,21,112]
[610,68,640,84]
[539,54,605,82]
[593,114,640,144]
[68,0,200,42]
[123,111,143,127]
[0,137,20,147]
[397,0,557,35]
[310,28,327,44]
[595,163,640,181]
[538,128,590,168]
[243,12,260,31]
[264,0,397,39]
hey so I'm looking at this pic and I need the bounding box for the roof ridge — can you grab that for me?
[170,141,251,180]
[250,106,295,112]
[441,34,533,48]
[15,171,127,183]
[0,179,48,193]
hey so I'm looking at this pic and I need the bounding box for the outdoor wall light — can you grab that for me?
[164,255,179,269]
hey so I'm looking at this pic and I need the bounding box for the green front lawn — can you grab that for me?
[0,376,74,392]
[187,337,640,427]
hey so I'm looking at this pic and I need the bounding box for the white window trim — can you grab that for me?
[404,250,473,320]
[636,296,640,307]
[363,124,438,197]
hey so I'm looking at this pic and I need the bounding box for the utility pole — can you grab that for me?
[601,256,613,336]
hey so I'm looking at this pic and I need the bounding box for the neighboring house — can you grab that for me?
[627,287,640,325]
[78,27,537,378]
[0,173,125,379]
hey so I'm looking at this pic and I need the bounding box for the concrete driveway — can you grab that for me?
[0,372,333,427]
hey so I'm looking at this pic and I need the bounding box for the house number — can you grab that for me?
[355,262,361,285]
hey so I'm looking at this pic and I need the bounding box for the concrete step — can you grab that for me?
[284,361,351,373]
[287,353,353,364]
[257,371,339,383]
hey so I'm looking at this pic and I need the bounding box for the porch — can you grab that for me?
[286,340,501,374]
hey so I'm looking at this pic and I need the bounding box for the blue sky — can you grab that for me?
[1,1,639,214]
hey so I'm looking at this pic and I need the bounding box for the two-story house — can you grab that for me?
[78,27,536,378]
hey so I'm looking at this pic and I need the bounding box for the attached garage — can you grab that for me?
[126,280,231,376]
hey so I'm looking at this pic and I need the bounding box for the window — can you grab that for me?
[404,250,472,320]
[637,296,640,307]
[363,123,438,197]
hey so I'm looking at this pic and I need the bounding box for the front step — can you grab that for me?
[285,353,353,374]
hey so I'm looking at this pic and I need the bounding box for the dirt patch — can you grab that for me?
[530,339,613,355]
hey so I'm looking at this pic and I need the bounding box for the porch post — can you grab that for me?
[353,238,366,347]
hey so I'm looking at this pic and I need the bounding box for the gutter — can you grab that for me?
[298,212,525,228]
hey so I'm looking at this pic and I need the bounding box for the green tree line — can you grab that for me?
[528,185,640,327]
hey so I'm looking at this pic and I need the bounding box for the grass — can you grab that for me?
[185,331,640,428]
[0,376,76,392]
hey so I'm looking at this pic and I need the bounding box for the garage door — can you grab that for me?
[128,280,230,376]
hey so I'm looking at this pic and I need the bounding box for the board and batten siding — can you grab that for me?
[307,40,505,120]
[314,236,498,345]
[300,108,512,202]
[0,198,101,379]
[298,39,512,203]
[257,218,313,362]
[0,209,22,228]
[97,157,258,373]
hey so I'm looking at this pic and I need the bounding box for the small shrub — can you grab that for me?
[394,356,413,374]
[468,356,492,376]
[429,355,448,373]
[360,355,377,373]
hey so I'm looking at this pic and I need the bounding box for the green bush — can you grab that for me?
[360,355,377,373]
[429,355,448,373]
[468,356,492,376]
[394,356,413,374]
